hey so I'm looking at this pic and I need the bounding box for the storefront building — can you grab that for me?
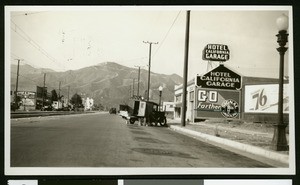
[174,64,289,123]
[174,43,289,123]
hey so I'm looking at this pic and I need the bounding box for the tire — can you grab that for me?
[159,117,167,127]
[129,119,135,124]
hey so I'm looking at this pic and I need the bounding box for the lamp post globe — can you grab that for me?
[158,86,163,92]
[276,14,289,31]
[158,86,163,111]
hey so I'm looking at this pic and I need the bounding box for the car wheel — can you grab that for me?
[130,119,135,124]
[159,117,167,126]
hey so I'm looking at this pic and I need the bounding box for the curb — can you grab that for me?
[169,125,289,165]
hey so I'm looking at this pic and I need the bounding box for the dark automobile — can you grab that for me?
[109,108,117,114]
[41,105,53,111]
[129,100,167,127]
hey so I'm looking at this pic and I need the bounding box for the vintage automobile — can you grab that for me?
[128,100,167,127]
[109,108,117,114]
[41,105,53,111]
[118,104,132,119]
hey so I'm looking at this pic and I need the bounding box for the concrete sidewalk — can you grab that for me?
[167,119,289,167]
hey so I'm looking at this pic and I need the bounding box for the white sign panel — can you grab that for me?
[163,102,175,112]
[244,84,289,113]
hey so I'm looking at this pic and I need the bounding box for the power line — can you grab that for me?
[153,11,181,57]
[10,20,67,71]
[11,11,49,17]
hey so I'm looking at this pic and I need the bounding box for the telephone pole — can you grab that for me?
[134,65,142,98]
[181,10,191,127]
[14,59,21,106]
[42,73,46,108]
[67,86,70,107]
[143,41,158,101]
[129,85,131,99]
[132,78,135,97]
[58,81,61,108]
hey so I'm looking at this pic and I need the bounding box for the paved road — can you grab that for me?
[10,112,271,167]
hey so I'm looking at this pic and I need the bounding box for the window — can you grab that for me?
[175,95,182,102]
[189,91,194,101]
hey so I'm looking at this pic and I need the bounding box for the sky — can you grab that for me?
[6,6,292,80]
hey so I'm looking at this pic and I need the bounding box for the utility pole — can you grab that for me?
[132,78,135,98]
[129,85,131,99]
[14,59,21,107]
[181,10,191,127]
[134,65,142,98]
[58,81,61,109]
[67,86,70,107]
[143,41,158,101]
[42,73,46,108]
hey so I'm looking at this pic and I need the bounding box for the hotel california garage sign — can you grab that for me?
[202,44,230,62]
[196,64,241,90]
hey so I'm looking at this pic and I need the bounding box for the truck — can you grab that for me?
[128,100,167,127]
[52,101,63,110]
[118,104,132,119]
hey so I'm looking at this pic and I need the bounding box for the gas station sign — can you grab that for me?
[196,65,241,90]
[195,88,240,119]
[202,44,230,62]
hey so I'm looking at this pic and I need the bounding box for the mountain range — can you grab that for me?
[10,62,183,109]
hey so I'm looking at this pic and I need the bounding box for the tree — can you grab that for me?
[11,95,21,111]
[70,93,83,108]
[93,103,104,111]
[51,89,58,102]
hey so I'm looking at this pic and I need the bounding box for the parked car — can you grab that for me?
[109,108,117,114]
[41,105,53,111]
[129,100,167,127]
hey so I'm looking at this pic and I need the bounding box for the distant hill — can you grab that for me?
[11,64,55,75]
[10,62,183,109]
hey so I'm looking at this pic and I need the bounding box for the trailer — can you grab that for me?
[118,104,132,119]
[129,100,167,127]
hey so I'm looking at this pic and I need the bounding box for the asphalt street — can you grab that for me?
[10,112,271,167]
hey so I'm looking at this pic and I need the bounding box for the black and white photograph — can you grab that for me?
[4,6,295,175]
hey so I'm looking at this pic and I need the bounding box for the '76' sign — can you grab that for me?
[244,84,289,113]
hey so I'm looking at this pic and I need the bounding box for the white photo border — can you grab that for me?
[5,5,295,175]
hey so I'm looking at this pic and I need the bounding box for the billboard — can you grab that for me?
[36,86,47,99]
[244,84,289,113]
[195,88,240,119]
[162,102,175,112]
[16,91,36,108]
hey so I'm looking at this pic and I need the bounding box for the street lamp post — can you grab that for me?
[271,14,289,151]
[158,86,163,111]
[23,95,27,111]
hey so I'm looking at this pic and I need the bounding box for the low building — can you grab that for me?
[82,97,94,110]
[174,64,289,123]
[162,101,175,119]
[16,91,36,111]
